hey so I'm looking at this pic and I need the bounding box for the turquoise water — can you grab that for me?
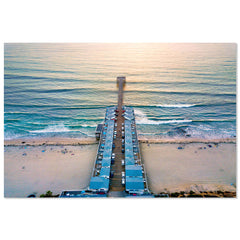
[4,43,236,140]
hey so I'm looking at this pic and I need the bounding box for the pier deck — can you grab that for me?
[109,77,125,192]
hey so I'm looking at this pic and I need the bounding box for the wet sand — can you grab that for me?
[4,143,98,197]
[138,137,236,144]
[4,137,97,146]
[141,142,236,195]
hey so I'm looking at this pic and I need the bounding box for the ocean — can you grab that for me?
[4,43,236,140]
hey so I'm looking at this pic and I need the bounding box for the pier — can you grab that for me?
[109,77,125,194]
[60,77,152,197]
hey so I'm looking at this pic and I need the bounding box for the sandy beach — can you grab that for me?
[4,137,236,197]
[4,141,98,197]
[141,142,236,195]
[4,137,97,146]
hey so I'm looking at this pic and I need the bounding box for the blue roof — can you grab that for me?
[125,165,142,177]
[124,108,134,120]
[125,157,135,165]
[102,158,111,167]
[125,176,144,192]
[87,108,116,193]
[124,116,138,170]
[100,167,110,178]
[89,177,109,191]
[105,107,116,120]
[103,148,112,158]
[125,146,133,152]
[100,119,114,166]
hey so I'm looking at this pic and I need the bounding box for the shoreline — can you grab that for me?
[4,136,236,146]
[4,137,98,146]
[139,137,236,144]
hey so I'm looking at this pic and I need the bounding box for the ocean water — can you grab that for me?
[4,43,236,140]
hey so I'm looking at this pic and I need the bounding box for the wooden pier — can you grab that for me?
[60,76,152,198]
[109,77,126,193]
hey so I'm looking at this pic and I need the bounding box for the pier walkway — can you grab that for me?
[109,77,125,192]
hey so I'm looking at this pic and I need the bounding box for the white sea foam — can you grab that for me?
[134,108,192,125]
[4,132,22,140]
[184,125,235,139]
[157,104,196,108]
[81,124,97,128]
[29,124,71,133]
[137,119,192,125]
[134,108,148,119]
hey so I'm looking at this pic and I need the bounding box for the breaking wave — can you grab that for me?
[134,108,192,125]
[29,124,71,133]
[137,119,192,125]
[156,104,196,108]
[29,122,98,133]
[81,124,97,128]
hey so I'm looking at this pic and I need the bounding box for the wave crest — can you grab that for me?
[137,119,192,125]
[29,124,70,133]
[81,124,97,128]
[157,104,196,108]
[134,108,192,125]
